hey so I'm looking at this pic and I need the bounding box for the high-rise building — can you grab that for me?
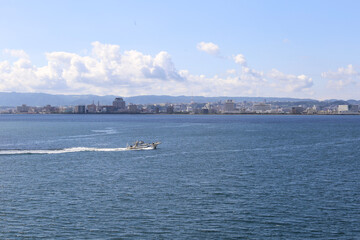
[74,105,86,114]
[113,97,126,110]
[224,100,235,112]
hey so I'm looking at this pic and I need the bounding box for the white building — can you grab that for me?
[223,100,236,112]
[338,104,359,114]
[306,105,318,114]
[253,103,271,113]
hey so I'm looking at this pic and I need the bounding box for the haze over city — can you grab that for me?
[1,0,359,99]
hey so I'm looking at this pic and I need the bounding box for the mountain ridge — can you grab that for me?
[0,92,357,106]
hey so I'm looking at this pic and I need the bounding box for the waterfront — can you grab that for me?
[1,114,360,239]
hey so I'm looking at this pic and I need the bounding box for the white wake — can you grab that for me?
[0,147,153,155]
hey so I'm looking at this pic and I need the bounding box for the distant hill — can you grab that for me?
[124,95,315,104]
[0,92,117,107]
[0,92,356,107]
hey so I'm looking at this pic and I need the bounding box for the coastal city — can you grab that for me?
[1,97,359,115]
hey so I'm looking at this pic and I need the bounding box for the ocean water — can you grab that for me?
[0,114,359,239]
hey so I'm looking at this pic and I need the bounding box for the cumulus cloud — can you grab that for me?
[179,54,311,97]
[322,64,359,89]
[268,69,313,92]
[234,54,247,65]
[196,42,220,56]
[322,64,357,80]
[0,42,315,97]
[0,42,187,96]
[233,52,312,93]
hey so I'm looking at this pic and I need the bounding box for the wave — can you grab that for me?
[91,128,118,134]
[0,147,153,155]
[64,128,118,139]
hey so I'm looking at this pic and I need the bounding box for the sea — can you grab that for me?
[0,114,359,239]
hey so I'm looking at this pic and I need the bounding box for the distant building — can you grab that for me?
[349,105,359,113]
[270,107,284,114]
[186,105,193,113]
[42,105,58,114]
[291,106,304,114]
[87,103,97,113]
[128,104,138,113]
[74,105,86,114]
[173,104,181,113]
[223,100,235,112]
[204,103,217,114]
[201,108,209,114]
[113,97,126,110]
[59,106,74,114]
[306,105,318,114]
[100,105,115,113]
[173,104,187,113]
[338,104,359,114]
[253,103,271,113]
[166,105,174,114]
[338,105,349,113]
[17,104,30,113]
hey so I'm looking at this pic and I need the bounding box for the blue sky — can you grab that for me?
[0,0,359,99]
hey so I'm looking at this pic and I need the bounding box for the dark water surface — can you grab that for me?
[1,114,359,239]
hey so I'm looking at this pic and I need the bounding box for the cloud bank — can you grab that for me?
[0,41,314,97]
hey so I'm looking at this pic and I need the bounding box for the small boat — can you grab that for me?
[126,140,161,150]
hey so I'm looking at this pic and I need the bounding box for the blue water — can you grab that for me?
[0,114,359,239]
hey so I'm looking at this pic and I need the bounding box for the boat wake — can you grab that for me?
[0,147,153,155]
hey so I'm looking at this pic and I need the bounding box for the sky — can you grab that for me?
[0,0,359,99]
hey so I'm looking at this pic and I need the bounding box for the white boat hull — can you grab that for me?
[126,141,161,150]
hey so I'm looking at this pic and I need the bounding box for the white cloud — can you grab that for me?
[322,64,359,89]
[0,42,315,97]
[234,54,247,65]
[0,42,186,96]
[268,69,313,93]
[322,64,357,80]
[3,49,30,59]
[226,69,236,75]
[91,41,121,61]
[196,42,220,56]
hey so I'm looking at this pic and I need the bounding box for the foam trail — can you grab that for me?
[0,147,153,155]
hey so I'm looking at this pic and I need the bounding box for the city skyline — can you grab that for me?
[6,95,359,116]
[1,0,360,99]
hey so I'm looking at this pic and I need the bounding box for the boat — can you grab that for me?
[126,140,161,150]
